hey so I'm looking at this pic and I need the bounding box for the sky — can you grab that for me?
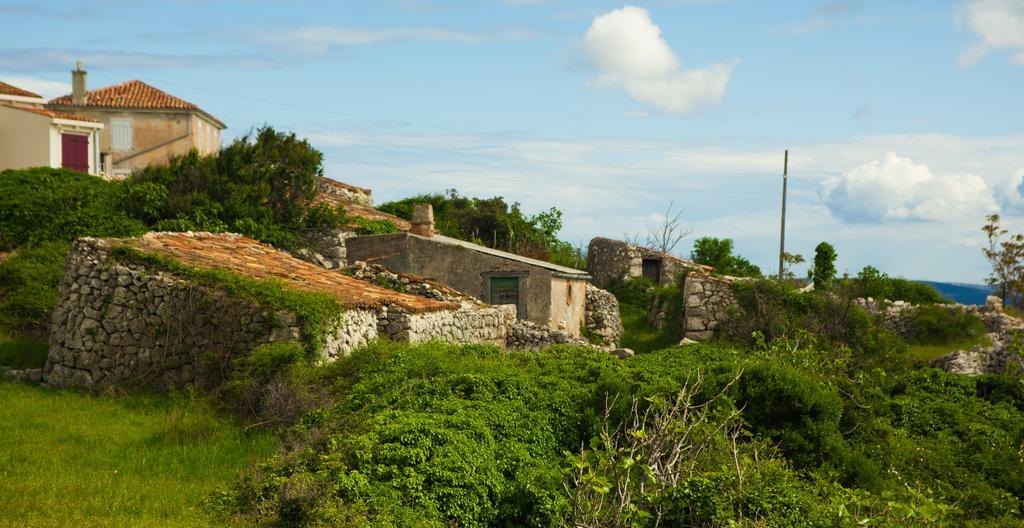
[1,0,1022,283]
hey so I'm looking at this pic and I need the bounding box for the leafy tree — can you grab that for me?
[690,237,762,277]
[810,242,837,290]
[781,252,805,280]
[378,190,583,268]
[850,265,945,304]
[981,213,1024,308]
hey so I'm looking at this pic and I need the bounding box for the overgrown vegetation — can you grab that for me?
[379,189,584,268]
[0,241,68,337]
[847,265,947,304]
[690,237,762,277]
[209,339,1024,527]
[606,276,684,353]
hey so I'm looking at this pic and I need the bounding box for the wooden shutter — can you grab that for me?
[61,134,89,173]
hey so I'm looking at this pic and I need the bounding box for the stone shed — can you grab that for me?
[587,237,711,289]
[346,206,593,337]
[45,232,512,391]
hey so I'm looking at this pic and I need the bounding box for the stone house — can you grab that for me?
[44,232,515,390]
[346,205,593,336]
[0,81,104,175]
[587,237,711,289]
[46,63,225,178]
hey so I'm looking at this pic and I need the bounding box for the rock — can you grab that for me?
[679,338,698,346]
[986,295,1004,313]
[610,348,635,359]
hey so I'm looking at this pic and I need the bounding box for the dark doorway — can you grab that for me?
[489,276,524,318]
[61,134,89,173]
[642,258,662,283]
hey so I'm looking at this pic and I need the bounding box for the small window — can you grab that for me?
[110,119,132,152]
[566,283,573,306]
[642,258,662,283]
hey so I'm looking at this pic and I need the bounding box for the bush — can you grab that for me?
[850,265,946,304]
[0,167,146,250]
[906,305,986,345]
[0,241,69,337]
[221,341,317,426]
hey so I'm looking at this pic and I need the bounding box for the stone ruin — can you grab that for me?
[42,233,515,391]
[858,295,1024,376]
[37,232,628,391]
[587,237,710,289]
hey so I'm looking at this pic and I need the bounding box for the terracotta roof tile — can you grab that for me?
[0,81,42,99]
[50,80,198,110]
[315,186,411,231]
[9,106,100,123]
[119,232,454,313]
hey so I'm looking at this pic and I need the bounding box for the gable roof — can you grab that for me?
[0,81,42,99]
[424,233,591,278]
[121,232,456,313]
[49,80,225,127]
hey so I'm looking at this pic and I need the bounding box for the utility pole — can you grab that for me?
[778,150,788,281]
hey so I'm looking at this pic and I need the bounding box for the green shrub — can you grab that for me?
[0,331,48,369]
[851,266,946,304]
[906,305,986,345]
[0,167,146,250]
[0,241,68,336]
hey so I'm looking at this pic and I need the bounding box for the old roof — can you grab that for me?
[5,105,101,123]
[121,232,456,313]
[0,81,42,99]
[318,177,371,195]
[49,80,225,127]
[422,233,591,278]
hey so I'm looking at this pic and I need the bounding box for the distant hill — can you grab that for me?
[922,281,993,305]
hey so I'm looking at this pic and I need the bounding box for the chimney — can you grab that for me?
[411,204,434,237]
[72,61,87,105]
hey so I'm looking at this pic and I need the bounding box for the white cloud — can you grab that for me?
[957,0,1024,67]
[995,166,1024,210]
[819,152,998,223]
[582,6,736,114]
[0,74,69,98]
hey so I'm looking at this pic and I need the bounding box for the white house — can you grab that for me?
[0,81,104,175]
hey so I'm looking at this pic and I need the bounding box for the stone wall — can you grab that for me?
[585,284,623,347]
[682,272,738,341]
[506,320,594,351]
[295,230,358,270]
[381,304,515,346]
[587,237,707,289]
[44,239,309,390]
[348,260,470,303]
[317,177,373,206]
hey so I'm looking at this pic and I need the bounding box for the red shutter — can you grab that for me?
[61,134,89,173]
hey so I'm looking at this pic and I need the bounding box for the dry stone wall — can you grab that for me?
[587,237,706,288]
[506,320,594,351]
[585,284,624,347]
[379,304,515,346]
[682,272,738,341]
[45,238,306,390]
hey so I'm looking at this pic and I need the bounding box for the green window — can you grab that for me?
[489,276,520,306]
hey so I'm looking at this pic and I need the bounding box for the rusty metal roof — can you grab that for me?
[120,232,455,313]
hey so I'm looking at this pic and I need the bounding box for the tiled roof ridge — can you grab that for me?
[49,79,199,110]
[0,81,43,99]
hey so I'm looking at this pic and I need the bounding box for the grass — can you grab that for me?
[619,303,680,353]
[0,382,277,528]
[907,334,993,362]
[0,330,48,369]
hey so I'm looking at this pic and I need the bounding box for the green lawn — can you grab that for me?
[0,382,276,528]
[618,304,680,353]
[907,335,993,363]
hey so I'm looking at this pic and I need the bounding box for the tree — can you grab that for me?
[646,200,692,255]
[690,237,762,277]
[981,214,1024,308]
[810,242,837,290]
[781,252,805,281]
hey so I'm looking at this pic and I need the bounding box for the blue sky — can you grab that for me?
[2,0,1023,282]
